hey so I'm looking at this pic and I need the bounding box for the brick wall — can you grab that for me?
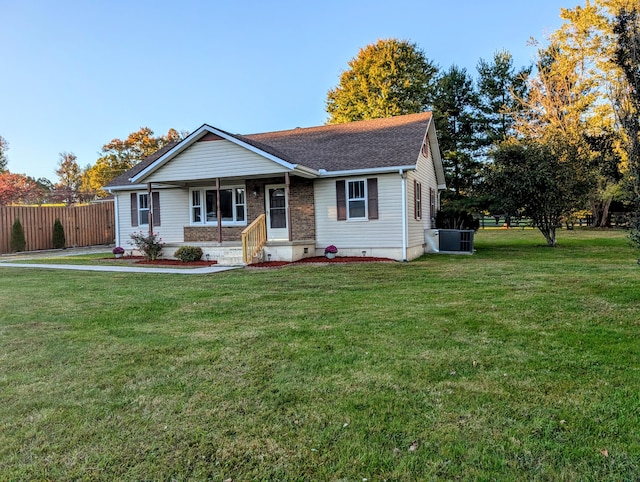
[184,226,244,242]
[289,177,315,240]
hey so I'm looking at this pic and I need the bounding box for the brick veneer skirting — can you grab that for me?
[184,226,244,242]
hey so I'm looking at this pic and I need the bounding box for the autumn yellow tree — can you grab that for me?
[84,127,184,197]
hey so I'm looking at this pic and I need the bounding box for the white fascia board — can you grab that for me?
[426,117,447,188]
[106,183,174,192]
[318,165,416,178]
[130,124,307,183]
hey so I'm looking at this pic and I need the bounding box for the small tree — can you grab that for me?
[52,218,66,249]
[129,231,164,260]
[487,139,589,247]
[10,218,26,252]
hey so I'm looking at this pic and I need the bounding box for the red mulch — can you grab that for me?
[249,256,394,268]
[106,256,217,267]
[136,259,218,266]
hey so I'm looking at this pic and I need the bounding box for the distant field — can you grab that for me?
[1,228,638,480]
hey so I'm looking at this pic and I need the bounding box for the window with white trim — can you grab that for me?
[190,186,246,225]
[138,193,149,226]
[347,179,366,219]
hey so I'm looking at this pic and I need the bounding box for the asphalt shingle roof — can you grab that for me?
[107,112,432,187]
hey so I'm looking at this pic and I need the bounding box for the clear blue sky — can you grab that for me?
[1,0,578,181]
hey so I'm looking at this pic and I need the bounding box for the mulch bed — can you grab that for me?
[248,256,394,268]
[105,255,393,268]
[105,256,217,267]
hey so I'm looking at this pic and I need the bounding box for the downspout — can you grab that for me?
[216,178,222,243]
[147,182,153,236]
[113,193,120,247]
[285,172,292,241]
[400,169,408,262]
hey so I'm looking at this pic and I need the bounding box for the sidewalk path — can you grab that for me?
[0,246,240,274]
[0,262,239,274]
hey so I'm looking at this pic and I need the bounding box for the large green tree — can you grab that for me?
[432,65,482,198]
[326,39,439,124]
[612,6,640,195]
[477,50,531,146]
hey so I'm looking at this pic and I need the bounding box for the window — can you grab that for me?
[336,178,378,221]
[415,181,422,220]
[138,194,150,225]
[130,191,160,227]
[348,180,366,219]
[190,186,246,226]
[192,190,202,223]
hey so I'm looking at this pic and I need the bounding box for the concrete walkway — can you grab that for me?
[0,246,241,274]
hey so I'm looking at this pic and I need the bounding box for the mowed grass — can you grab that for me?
[1,229,639,480]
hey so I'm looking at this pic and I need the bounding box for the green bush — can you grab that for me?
[52,218,66,249]
[10,218,26,252]
[174,246,203,262]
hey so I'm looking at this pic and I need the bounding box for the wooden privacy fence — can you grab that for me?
[0,202,115,254]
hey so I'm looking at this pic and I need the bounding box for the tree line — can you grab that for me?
[2,1,638,249]
[0,127,185,206]
[326,0,640,247]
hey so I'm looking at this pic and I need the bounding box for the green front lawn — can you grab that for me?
[1,229,639,480]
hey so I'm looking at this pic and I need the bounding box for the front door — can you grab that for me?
[266,184,288,240]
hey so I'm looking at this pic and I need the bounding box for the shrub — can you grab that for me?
[112,246,125,255]
[435,208,479,230]
[52,218,66,249]
[10,218,26,252]
[174,246,203,262]
[129,231,164,260]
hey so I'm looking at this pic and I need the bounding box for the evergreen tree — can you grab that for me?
[52,218,66,249]
[10,218,26,252]
[432,65,482,198]
[476,50,531,146]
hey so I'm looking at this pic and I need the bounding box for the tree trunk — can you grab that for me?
[599,197,613,228]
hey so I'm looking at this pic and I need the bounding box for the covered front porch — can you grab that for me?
[148,174,317,265]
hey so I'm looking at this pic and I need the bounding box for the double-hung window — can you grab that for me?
[138,193,150,226]
[190,186,246,226]
[130,191,160,227]
[336,178,378,221]
[347,180,366,219]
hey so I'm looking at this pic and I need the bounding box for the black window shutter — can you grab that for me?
[130,193,138,227]
[419,182,423,219]
[336,180,346,221]
[367,178,378,220]
[152,191,161,226]
[414,179,418,219]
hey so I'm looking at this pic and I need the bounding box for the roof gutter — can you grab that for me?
[319,165,416,178]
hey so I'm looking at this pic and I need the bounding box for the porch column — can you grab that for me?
[285,172,292,241]
[147,182,153,236]
[216,178,222,243]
